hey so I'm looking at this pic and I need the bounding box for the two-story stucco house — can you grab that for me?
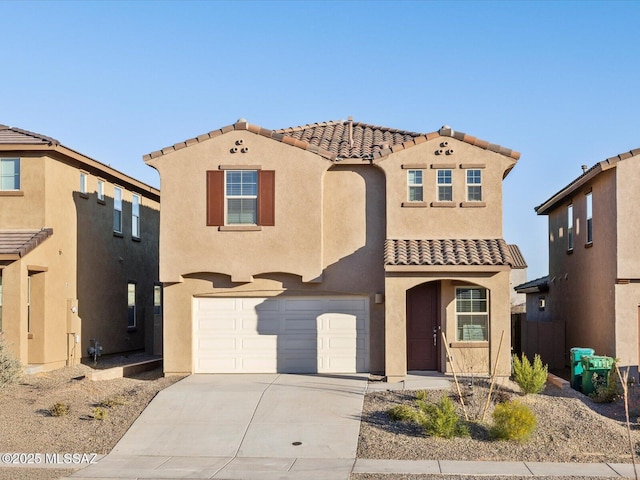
[531,149,640,374]
[145,118,520,381]
[0,124,161,372]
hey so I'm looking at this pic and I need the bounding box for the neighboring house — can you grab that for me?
[0,124,161,372]
[530,149,640,374]
[145,118,521,381]
[508,244,527,311]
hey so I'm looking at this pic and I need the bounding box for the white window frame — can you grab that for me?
[97,179,105,201]
[455,287,489,342]
[153,284,162,316]
[127,282,136,329]
[586,192,593,245]
[225,170,258,225]
[0,158,20,191]
[436,169,453,202]
[132,193,141,238]
[466,169,482,201]
[407,169,424,202]
[79,172,87,194]
[114,186,123,233]
[567,204,574,251]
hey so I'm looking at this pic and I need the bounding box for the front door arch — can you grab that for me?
[406,282,440,370]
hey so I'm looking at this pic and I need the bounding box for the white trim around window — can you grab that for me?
[127,282,136,329]
[225,170,258,225]
[97,179,105,202]
[0,158,20,191]
[436,169,452,202]
[567,203,574,251]
[407,169,424,202]
[79,172,88,194]
[466,169,482,202]
[132,193,141,239]
[113,186,123,233]
[455,286,489,342]
[586,192,593,245]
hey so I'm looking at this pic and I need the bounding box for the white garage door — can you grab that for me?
[193,296,369,373]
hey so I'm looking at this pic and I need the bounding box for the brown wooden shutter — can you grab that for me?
[258,170,275,226]
[206,170,224,226]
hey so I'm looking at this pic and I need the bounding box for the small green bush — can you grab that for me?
[415,390,429,401]
[100,395,127,408]
[0,336,22,388]
[92,407,108,421]
[419,396,469,439]
[512,353,548,394]
[490,400,537,442]
[387,404,419,422]
[388,394,468,439]
[49,402,70,417]
[590,363,622,403]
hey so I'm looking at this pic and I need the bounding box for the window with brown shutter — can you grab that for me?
[258,170,275,226]
[206,169,275,227]
[206,170,224,226]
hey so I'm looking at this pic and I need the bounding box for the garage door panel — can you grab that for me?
[193,296,369,373]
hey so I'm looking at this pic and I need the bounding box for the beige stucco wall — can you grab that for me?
[0,150,159,370]
[377,138,513,240]
[147,132,329,284]
[384,270,512,381]
[150,134,388,374]
[150,129,516,378]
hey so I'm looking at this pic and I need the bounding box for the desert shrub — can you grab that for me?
[49,402,70,417]
[415,390,429,401]
[512,353,548,394]
[0,336,22,388]
[388,394,468,439]
[100,395,127,408]
[590,363,622,403]
[419,396,469,439]
[490,400,536,442]
[92,407,108,420]
[387,404,419,422]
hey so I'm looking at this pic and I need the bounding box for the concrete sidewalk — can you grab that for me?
[63,372,638,479]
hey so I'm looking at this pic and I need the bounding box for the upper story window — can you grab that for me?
[206,169,275,228]
[114,187,123,233]
[0,158,20,190]
[407,170,423,202]
[567,203,574,251]
[226,170,258,224]
[586,192,593,245]
[456,287,488,342]
[437,169,453,201]
[97,179,105,201]
[466,169,482,201]
[132,194,141,238]
[79,172,88,194]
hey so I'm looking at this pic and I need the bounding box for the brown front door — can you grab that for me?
[406,282,440,370]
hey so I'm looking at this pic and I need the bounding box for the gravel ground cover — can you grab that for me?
[357,377,640,465]
[0,354,183,456]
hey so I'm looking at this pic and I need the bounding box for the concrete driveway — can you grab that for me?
[70,373,368,479]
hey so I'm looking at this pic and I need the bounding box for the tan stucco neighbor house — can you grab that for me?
[145,118,521,381]
[530,148,640,375]
[0,125,161,372]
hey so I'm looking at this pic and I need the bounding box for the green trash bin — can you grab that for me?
[570,347,595,391]
[581,355,615,395]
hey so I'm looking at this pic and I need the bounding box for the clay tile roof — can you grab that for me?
[0,125,59,145]
[0,229,53,258]
[507,244,527,269]
[384,239,514,266]
[273,120,423,160]
[144,119,520,163]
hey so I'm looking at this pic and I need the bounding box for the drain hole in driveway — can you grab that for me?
[292,441,302,446]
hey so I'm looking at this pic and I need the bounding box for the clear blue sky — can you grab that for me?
[2,0,639,280]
